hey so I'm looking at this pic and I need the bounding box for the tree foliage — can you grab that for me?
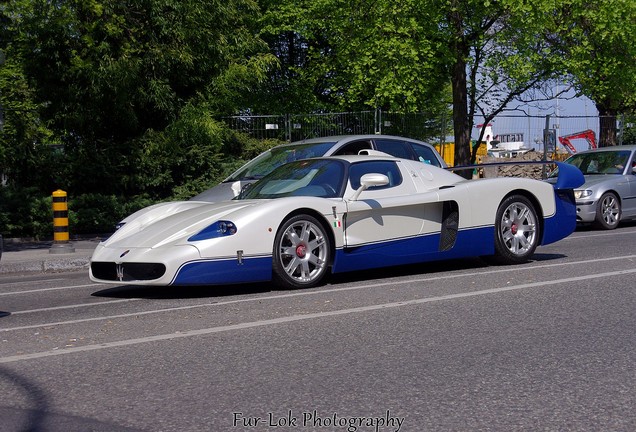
[262,0,573,167]
[547,0,636,145]
[432,0,572,166]
[2,0,275,196]
[260,0,449,113]
[1,0,636,237]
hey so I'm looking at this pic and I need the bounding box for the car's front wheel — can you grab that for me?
[594,192,621,230]
[273,214,330,289]
[494,195,539,264]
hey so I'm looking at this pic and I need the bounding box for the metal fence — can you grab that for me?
[222,110,627,154]
[222,110,446,143]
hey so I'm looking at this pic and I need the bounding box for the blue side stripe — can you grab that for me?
[172,256,272,285]
[332,227,494,274]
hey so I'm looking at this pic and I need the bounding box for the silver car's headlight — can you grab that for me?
[574,190,592,199]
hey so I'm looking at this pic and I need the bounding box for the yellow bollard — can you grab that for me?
[52,189,69,241]
[50,190,75,254]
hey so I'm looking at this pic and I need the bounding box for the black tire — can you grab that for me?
[493,195,540,264]
[272,214,330,289]
[594,192,621,230]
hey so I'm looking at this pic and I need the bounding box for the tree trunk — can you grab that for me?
[596,103,618,147]
[447,0,471,177]
[451,58,471,176]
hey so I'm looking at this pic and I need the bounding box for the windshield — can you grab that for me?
[225,142,336,182]
[558,150,631,176]
[237,159,345,200]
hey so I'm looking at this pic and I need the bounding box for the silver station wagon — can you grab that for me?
[191,135,446,202]
[551,145,636,229]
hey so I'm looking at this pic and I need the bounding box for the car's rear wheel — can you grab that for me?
[594,192,621,230]
[273,214,330,289]
[494,195,539,264]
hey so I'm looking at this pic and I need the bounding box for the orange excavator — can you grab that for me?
[558,129,597,154]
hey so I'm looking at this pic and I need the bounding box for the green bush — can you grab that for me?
[0,186,53,239]
[622,118,636,145]
[70,193,161,235]
[0,129,285,237]
[69,194,123,234]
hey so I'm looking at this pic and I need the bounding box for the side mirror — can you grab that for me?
[236,182,253,199]
[350,173,389,201]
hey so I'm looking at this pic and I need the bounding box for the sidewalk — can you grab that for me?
[0,238,102,275]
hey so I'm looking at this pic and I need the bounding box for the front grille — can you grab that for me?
[91,262,166,281]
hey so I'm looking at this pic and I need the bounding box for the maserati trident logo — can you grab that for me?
[116,263,124,281]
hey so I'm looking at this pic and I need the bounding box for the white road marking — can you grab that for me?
[2,254,636,332]
[0,278,72,287]
[2,268,636,364]
[566,228,636,240]
[10,298,141,315]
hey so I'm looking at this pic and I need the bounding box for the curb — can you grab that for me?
[0,256,92,275]
[0,239,99,276]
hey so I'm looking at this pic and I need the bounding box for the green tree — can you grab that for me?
[0,1,62,192]
[260,0,449,114]
[5,0,276,196]
[438,0,569,167]
[135,103,250,200]
[262,0,569,170]
[548,0,636,146]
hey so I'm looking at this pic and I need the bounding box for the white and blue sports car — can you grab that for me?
[90,155,584,289]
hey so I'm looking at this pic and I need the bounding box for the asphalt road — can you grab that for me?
[1,224,636,432]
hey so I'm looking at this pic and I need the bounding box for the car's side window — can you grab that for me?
[333,140,373,156]
[411,144,441,167]
[349,161,403,190]
[374,139,412,159]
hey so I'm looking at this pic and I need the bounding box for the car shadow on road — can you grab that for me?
[575,219,636,232]
[530,253,568,262]
[92,254,568,299]
[328,257,489,285]
[92,282,273,299]
[328,253,565,285]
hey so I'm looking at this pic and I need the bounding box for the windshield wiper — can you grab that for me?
[223,175,263,183]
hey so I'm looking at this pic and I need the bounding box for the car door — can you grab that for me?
[343,160,441,248]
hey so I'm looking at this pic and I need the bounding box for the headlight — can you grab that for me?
[574,190,592,199]
[188,221,238,241]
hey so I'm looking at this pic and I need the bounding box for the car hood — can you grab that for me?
[103,200,258,249]
[579,174,624,189]
[189,181,251,202]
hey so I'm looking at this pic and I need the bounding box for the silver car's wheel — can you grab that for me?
[273,215,330,289]
[494,195,539,264]
[594,192,621,230]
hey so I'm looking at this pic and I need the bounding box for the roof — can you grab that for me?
[285,134,430,146]
[576,145,636,153]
